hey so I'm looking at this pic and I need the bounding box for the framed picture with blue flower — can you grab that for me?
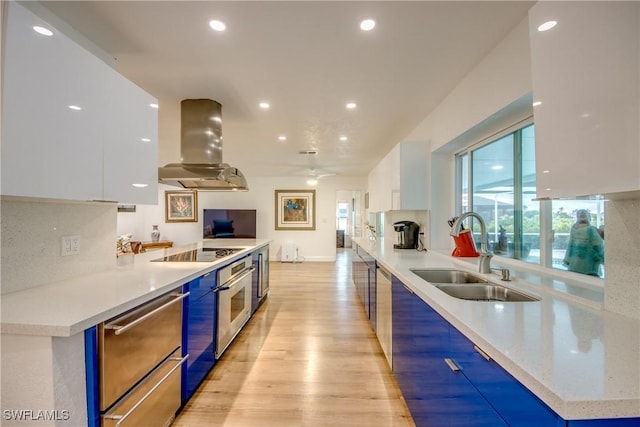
[275,189,316,230]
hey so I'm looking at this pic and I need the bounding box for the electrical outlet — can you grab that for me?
[61,235,80,256]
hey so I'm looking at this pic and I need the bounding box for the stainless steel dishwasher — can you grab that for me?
[99,289,189,427]
[376,265,392,368]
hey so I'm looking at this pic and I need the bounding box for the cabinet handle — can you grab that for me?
[220,267,255,290]
[103,354,189,427]
[203,272,211,277]
[474,345,492,361]
[444,358,460,372]
[105,292,190,335]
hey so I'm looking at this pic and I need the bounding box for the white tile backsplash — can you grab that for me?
[1,197,116,294]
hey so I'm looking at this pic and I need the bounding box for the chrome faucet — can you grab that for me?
[450,212,493,274]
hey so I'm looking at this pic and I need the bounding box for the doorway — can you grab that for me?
[335,190,362,249]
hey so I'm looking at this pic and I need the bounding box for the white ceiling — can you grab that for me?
[41,1,533,179]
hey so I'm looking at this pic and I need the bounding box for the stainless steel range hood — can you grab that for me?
[158,99,249,191]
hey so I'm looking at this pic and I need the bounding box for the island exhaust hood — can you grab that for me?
[158,99,249,191]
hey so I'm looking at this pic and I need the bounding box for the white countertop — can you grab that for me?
[0,239,270,337]
[353,237,640,421]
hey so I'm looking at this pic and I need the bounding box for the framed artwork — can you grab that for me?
[275,189,316,230]
[165,190,198,223]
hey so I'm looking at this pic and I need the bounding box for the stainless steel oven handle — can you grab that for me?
[105,292,190,335]
[218,267,255,291]
[104,354,189,427]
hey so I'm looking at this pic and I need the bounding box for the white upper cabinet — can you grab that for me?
[368,141,428,212]
[103,70,158,204]
[529,2,639,199]
[2,2,158,203]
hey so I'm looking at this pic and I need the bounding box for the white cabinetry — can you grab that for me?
[368,141,428,211]
[1,2,158,204]
[103,70,158,204]
[529,2,639,199]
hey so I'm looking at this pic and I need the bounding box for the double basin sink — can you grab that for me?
[410,269,539,302]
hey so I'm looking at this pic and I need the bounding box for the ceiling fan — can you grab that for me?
[306,168,336,186]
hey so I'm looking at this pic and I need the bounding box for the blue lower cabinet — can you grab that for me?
[84,326,100,427]
[368,261,377,331]
[390,277,640,427]
[449,326,561,427]
[181,272,217,403]
[392,276,507,427]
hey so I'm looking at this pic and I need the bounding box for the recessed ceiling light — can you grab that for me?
[360,19,376,31]
[140,138,151,143]
[532,101,542,107]
[132,183,148,188]
[33,26,53,36]
[339,136,348,141]
[259,102,270,109]
[209,20,226,32]
[149,103,159,109]
[278,135,287,141]
[538,20,557,32]
[307,178,318,186]
[346,102,357,110]
[68,105,82,111]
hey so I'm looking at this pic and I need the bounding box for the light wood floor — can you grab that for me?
[173,249,415,427]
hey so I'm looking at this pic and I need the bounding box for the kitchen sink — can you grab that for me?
[410,268,539,302]
[434,284,540,302]
[410,269,488,284]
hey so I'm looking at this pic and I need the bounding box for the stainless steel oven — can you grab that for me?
[215,256,254,358]
[98,290,188,427]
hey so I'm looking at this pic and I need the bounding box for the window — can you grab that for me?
[455,124,605,278]
[336,202,349,231]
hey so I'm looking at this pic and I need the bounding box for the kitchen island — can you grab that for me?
[352,237,639,424]
[0,239,270,426]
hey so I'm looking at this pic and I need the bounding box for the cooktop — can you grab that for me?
[151,247,242,262]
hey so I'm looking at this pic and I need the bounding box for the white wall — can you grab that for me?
[405,17,532,152]
[118,176,366,262]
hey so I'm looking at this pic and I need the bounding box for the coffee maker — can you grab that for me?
[393,221,420,249]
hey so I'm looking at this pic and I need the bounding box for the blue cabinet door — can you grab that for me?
[391,277,507,427]
[449,325,561,427]
[368,261,377,330]
[182,272,217,402]
[352,247,369,315]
